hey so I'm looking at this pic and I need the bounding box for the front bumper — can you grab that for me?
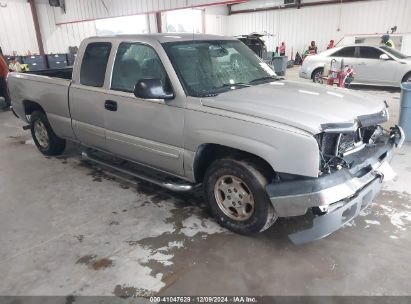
[266,128,403,244]
[298,67,311,79]
[299,62,316,79]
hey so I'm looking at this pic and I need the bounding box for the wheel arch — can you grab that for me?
[23,100,46,116]
[192,143,276,183]
[311,66,324,80]
[401,71,411,83]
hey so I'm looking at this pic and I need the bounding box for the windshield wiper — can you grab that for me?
[221,82,251,88]
[249,75,279,84]
[192,92,218,97]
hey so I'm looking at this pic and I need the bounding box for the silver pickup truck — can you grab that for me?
[8,34,404,244]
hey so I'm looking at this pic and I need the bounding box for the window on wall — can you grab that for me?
[95,15,148,36]
[163,9,203,34]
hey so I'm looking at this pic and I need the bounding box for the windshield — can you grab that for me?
[380,46,408,59]
[163,40,277,97]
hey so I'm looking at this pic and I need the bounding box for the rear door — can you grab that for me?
[103,42,185,175]
[69,42,112,150]
[330,46,357,61]
[329,46,358,66]
[356,46,397,85]
[328,46,361,81]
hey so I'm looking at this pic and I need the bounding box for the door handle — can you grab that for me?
[105,100,117,111]
[358,62,367,66]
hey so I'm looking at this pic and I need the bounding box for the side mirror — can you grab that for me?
[380,53,390,60]
[134,79,174,100]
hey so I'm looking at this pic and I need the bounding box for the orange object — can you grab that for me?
[0,56,9,78]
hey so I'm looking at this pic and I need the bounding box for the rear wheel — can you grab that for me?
[30,111,66,156]
[312,68,324,84]
[204,158,277,234]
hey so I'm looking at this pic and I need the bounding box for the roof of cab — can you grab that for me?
[86,33,237,43]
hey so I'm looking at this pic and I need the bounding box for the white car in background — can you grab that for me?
[299,44,411,87]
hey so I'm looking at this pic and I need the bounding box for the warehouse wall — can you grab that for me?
[0,0,235,54]
[227,0,411,55]
[51,0,242,25]
[3,0,411,56]
[204,5,229,36]
[0,0,38,55]
[0,0,97,54]
[35,0,96,54]
[205,14,229,36]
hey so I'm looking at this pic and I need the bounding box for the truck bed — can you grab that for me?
[25,67,73,80]
[7,70,75,140]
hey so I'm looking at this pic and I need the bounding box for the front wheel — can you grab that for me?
[402,72,411,83]
[30,111,66,156]
[203,158,277,234]
[312,68,324,84]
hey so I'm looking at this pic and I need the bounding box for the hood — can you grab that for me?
[399,57,411,64]
[201,80,386,134]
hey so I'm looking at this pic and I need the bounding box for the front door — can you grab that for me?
[356,46,397,85]
[103,42,184,175]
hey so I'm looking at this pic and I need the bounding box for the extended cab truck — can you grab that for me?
[8,34,404,244]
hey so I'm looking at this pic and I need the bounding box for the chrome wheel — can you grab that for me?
[313,70,324,84]
[33,120,49,149]
[214,175,255,221]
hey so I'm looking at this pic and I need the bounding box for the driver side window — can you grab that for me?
[359,46,384,59]
[111,43,168,93]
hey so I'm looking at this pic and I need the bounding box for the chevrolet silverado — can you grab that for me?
[7,34,404,244]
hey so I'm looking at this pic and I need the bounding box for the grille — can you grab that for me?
[316,126,378,158]
[316,126,380,174]
[337,133,358,155]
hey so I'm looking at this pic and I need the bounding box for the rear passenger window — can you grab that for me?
[332,47,356,58]
[111,43,168,93]
[80,42,111,87]
[359,46,384,59]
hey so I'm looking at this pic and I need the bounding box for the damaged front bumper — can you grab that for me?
[266,126,404,245]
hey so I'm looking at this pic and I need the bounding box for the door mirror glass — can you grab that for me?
[380,53,390,60]
[134,79,174,100]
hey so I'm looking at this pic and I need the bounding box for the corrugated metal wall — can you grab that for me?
[205,14,229,36]
[227,0,411,54]
[0,0,232,54]
[52,0,236,24]
[36,0,96,54]
[0,0,38,55]
[2,0,411,56]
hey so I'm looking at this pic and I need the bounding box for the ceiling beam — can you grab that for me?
[27,0,45,55]
[229,0,372,15]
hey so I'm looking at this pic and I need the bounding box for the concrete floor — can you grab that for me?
[1,67,410,297]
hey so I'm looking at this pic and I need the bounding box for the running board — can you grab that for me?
[81,151,196,192]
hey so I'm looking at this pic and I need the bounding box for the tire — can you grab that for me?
[402,72,411,83]
[203,158,277,234]
[30,111,66,156]
[312,68,324,84]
